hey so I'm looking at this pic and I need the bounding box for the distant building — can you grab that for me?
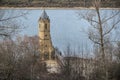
[38,10,59,73]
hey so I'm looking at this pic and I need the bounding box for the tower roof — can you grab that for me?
[40,10,49,20]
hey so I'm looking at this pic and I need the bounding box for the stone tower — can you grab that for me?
[38,10,55,61]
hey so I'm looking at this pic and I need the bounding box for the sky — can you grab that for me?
[2,9,119,54]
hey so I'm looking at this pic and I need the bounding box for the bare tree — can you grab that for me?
[77,0,120,80]
[0,10,28,38]
[114,42,120,80]
[0,35,47,80]
[59,44,94,80]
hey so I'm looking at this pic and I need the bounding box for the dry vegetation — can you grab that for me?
[0,0,120,8]
[0,36,120,80]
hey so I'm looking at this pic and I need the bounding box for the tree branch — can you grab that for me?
[89,36,101,45]
[0,12,28,22]
[102,11,120,24]
[103,19,120,36]
[88,19,99,24]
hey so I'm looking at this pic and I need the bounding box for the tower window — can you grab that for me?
[45,45,47,47]
[45,34,47,37]
[45,24,47,29]
[44,53,49,60]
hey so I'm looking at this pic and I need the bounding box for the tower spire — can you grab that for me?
[40,10,49,20]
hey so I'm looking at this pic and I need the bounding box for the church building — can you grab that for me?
[38,10,59,73]
[38,10,54,60]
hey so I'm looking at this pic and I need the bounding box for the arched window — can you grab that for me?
[45,34,47,37]
[51,51,55,60]
[44,53,49,60]
[45,45,47,48]
[45,24,47,29]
